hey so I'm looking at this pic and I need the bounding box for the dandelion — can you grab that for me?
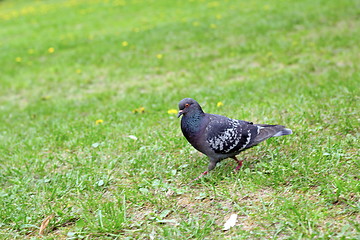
[76,69,82,74]
[79,9,87,15]
[113,0,126,6]
[210,24,217,29]
[217,101,224,107]
[215,14,222,19]
[132,107,145,114]
[138,107,145,113]
[263,5,270,10]
[48,47,55,53]
[192,21,199,27]
[122,41,128,47]
[11,10,19,18]
[156,54,163,59]
[15,57,22,62]
[167,109,178,114]
[41,96,51,101]
[28,49,35,54]
[207,1,219,8]
[95,119,104,125]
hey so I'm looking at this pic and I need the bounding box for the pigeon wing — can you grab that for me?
[205,115,258,154]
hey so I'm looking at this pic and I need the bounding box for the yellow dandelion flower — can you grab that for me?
[76,69,82,74]
[11,10,19,18]
[210,24,217,29]
[308,42,315,47]
[167,109,178,114]
[156,54,163,59]
[138,107,145,113]
[95,119,104,125]
[132,107,145,114]
[41,96,51,101]
[217,101,224,107]
[48,47,55,53]
[15,57,22,62]
[192,21,199,27]
[122,41,128,47]
[207,1,219,8]
[216,14,222,19]
[28,49,35,54]
[113,0,126,6]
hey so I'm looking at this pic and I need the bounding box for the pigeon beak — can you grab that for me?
[177,110,183,118]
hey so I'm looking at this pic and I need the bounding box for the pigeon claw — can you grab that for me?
[190,171,208,183]
[232,157,243,171]
[235,161,243,171]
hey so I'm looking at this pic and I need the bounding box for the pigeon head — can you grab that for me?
[177,98,203,118]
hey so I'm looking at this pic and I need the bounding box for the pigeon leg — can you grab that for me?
[191,171,208,182]
[190,161,216,182]
[232,157,243,171]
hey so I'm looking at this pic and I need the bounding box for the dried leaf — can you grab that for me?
[158,209,171,220]
[149,229,156,240]
[128,135,138,140]
[156,219,177,224]
[96,179,104,186]
[223,214,237,231]
[39,214,54,235]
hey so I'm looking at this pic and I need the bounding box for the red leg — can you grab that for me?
[232,157,243,171]
[190,161,217,183]
[190,171,208,183]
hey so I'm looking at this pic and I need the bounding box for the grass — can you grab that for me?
[0,0,359,239]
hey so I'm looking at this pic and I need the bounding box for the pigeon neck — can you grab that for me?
[183,110,204,134]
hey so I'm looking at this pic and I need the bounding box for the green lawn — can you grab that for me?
[1,0,359,239]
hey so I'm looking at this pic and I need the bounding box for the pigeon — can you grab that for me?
[177,98,292,181]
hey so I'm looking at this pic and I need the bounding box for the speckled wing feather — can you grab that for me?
[205,114,259,154]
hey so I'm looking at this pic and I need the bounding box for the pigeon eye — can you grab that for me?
[185,103,190,107]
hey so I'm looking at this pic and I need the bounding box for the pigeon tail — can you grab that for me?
[250,124,292,147]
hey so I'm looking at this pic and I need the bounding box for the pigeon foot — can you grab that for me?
[190,171,208,183]
[232,157,243,171]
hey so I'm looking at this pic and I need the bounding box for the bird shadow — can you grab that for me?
[185,153,274,186]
